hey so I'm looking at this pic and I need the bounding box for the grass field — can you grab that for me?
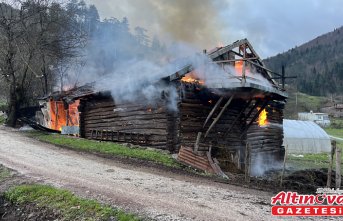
[5,184,139,221]
[325,128,343,138]
[27,131,181,168]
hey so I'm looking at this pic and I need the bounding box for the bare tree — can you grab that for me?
[0,0,86,126]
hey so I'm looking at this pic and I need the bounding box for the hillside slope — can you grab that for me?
[264,26,343,96]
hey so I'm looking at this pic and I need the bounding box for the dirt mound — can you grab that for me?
[282,168,336,193]
[0,196,60,221]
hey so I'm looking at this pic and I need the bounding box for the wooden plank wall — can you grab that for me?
[179,83,247,171]
[80,97,170,150]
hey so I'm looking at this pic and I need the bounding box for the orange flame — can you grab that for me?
[257,108,268,126]
[68,100,80,127]
[234,60,251,76]
[181,72,204,85]
[235,60,243,74]
[49,100,80,131]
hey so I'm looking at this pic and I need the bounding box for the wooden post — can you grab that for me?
[242,44,246,85]
[55,102,58,130]
[194,132,202,152]
[237,150,241,170]
[204,95,234,138]
[280,146,288,187]
[203,97,223,128]
[327,141,336,187]
[245,143,251,182]
[248,144,252,183]
[336,143,341,189]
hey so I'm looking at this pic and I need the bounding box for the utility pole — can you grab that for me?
[281,65,285,89]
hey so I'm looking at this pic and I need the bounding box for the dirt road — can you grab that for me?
[0,127,273,221]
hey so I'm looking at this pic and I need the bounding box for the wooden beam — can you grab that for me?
[213,57,259,64]
[240,100,269,139]
[244,59,281,76]
[245,142,251,182]
[204,95,234,138]
[327,140,336,187]
[242,43,247,84]
[162,64,194,82]
[224,99,252,137]
[209,39,248,60]
[243,99,260,123]
[280,145,288,187]
[203,97,224,128]
[194,132,202,151]
[336,145,341,189]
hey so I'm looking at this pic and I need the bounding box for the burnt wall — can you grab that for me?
[179,83,247,171]
[247,100,285,175]
[81,97,170,150]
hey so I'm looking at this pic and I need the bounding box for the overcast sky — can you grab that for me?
[86,0,343,58]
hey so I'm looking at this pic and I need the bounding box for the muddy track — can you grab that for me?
[0,127,273,221]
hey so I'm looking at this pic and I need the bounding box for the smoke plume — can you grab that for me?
[89,0,228,49]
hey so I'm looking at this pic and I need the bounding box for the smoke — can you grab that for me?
[146,0,226,47]
[250,123,284,176]
[67,39,275,112]
[89,0,228,49]
[251,152,283,176]
[78,42,231,110]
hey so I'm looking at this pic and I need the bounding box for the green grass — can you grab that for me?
[0,114,5,124]
[284,90,326,118]
[27,131,181,168]
[296,92,326,110]
[5,184,139,221]
[325,128,343,138]
[288,153,330,170]
[0,165,11,181]
[0,100,6,112]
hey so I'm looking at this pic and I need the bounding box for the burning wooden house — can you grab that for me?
[36,39,287,176]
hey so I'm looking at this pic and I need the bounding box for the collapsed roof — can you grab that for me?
[42,39,287,103]
[164,38,287,100]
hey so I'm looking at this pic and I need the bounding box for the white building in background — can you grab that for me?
[283,119,331,154]
[298,111,331,127]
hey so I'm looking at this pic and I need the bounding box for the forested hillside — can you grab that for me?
[264,26,343,96]
[0,0,164,126]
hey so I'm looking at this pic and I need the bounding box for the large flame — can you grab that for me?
[234,60,251,76]
[68,100,80,127]
[48,100,80,131]
[235,60,243,74]
[181,72,204,85]
[257,108,268,126]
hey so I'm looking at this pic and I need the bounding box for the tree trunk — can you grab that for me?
[6,84,18,127]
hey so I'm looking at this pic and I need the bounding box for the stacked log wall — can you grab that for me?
[81,97,169,150]
[247,100,285,168]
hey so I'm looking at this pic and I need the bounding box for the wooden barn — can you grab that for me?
[37,39,287,176]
